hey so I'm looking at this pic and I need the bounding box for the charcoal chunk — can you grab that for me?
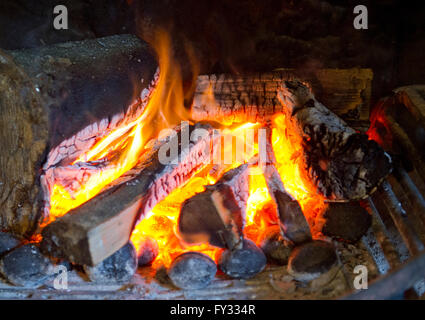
[84,242,137,284]
[168,252,217,290]
[134,236,159,267]
[287,240,337,282]
[0,244,53,288]
[322,202,371,243]
[218,239,266,279]
[260,226,293,265]
[0,232,21,256]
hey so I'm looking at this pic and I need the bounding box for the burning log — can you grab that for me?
[40,123,217,266]
[167,252,217,290]
[84,242,138,284]
[193,74,391,200]
[276,80,391,200]
[218,239,266,279]
[260,126,312,244]
[178,163,250,250]
[0,34,158,236]
[192,69,373,124]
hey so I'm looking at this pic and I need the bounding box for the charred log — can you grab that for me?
[191,69,373,125]
[178,163,250,250]
[40,123,217,266]
[193,74,390,200]
[0,34,158,236]
[277,80,392,200]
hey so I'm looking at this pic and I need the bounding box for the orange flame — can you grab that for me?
[271,114,328,234]
[47,30,189,222]
[46,30,328,268]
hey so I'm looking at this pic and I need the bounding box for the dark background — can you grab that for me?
[0,0,424,107]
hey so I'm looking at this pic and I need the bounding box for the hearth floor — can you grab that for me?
[0,263,352,300]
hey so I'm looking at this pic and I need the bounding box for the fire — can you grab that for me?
[130,122,263,268]
[272,114,328,231]
[47,30,189,222]
[45,29,328,268]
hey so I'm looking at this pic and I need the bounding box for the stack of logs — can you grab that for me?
[0,34,393,290]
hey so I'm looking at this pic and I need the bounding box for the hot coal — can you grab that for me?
[0,232,21,256]
[0,244,53,288]
[322,202,372,243]
[84,242,137,284]
[287,240,338,282]
[168,252,217,290]
[135,236,159,267]
[218,239,266,279]
[259,226,293,265]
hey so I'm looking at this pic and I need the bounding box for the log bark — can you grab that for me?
[276,80,392,200]
[191,69,373,125]
[178,163,250,250]
[192,74,389,200]
[0,34,158,236]
[40,123,217,266]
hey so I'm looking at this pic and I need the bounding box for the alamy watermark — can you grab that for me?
[50,265,68,290]
[53,5,68,30]
[353,264,368,290]
[353,5,368,30]
[156,121,270,170]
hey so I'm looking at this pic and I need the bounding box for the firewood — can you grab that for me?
[276,80,392,200]
[191,69,373,124]
[178,163,250,250]
[0,244,54,288]
[194,74,391,200]
[218,239,266,279]
[260,126,312,244]
[84,242,137,284]
[0,34,158,236]
[40,123,217,266]
[167,252,217,290]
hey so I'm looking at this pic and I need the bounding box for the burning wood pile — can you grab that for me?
[0,33,392,291]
